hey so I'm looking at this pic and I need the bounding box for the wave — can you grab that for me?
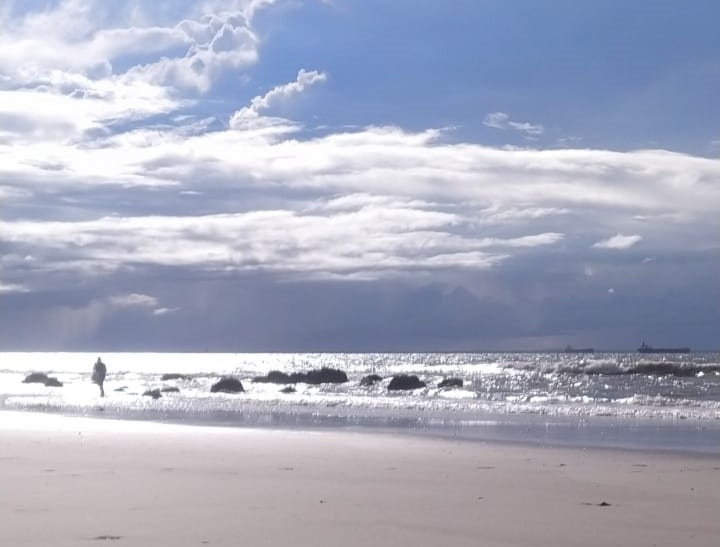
[504,358,720,377]
[2,352,720,428]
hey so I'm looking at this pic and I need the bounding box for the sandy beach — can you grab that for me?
[1,412,718,547]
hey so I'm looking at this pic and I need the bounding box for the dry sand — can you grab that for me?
[1,412,718,547]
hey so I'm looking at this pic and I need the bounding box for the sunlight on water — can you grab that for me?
[2,352,719,435]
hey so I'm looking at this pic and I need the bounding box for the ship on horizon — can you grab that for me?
[638,342,691,354]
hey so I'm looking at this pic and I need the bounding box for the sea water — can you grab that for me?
[1,352,719,453]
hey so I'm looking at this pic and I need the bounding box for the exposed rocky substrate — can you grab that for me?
[22,372,63,387]
[388,375,426,390]
[211,377,245,393]
[252,367,348,385]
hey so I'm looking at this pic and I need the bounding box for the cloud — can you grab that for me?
[2,113,719,288]
[1,1,719,351]
[108,293,178,316]
[0,282,29,293]
[483,111,544,137]
[249,69,327,112]
[0,204,564,281]
[153,307,179,316]
[108,293,160,308]
[593,234,643,250]
[230,68,327,127]
[0,0,270,152]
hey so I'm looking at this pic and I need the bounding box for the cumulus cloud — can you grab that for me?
[0,0,270,150]
[230,69,327,127]
[250,69,327,112]
[483,111,544,137]
[593,234,643,250]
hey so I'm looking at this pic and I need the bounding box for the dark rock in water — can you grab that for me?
[43,377,64,387]
[253,367,348,385]
[22,372,63,387]
[388,374,426,390]
[160,386,180,393]
[252,370,291,384]
[360,374,383,386]
[211,377,245,393]
[438,377,463,388]
[280,386,296,394]
[160,373,188,381]
[114,386,128,392]
[303,367,348,384]
[143,388,162,399]
[23,372,51,384]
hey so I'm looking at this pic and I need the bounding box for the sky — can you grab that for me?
[0,0,718,351]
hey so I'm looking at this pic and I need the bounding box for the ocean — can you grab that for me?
[2,351,719,453]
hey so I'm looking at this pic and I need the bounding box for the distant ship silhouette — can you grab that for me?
[638,342,690,354]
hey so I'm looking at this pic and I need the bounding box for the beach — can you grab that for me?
[1,412,718,547]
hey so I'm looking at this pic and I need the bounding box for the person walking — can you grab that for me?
[92,357,107,397]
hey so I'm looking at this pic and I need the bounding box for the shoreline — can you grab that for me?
[1,411,719,547]
[2,407,719,457]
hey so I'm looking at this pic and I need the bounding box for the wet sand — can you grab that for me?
[1,412,718,547]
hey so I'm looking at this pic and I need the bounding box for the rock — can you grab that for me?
[303,367,348,384]
[143,389,162,399]
[160,387,180,393]
[114,386,127,392]
[438,377,463,388]
[252,370,291,384]
[22,372,63,387]
[360,374,383,386]
[160,373,188,381]
[23,372,51,384]
[388,374,426,391]
[43,377,64,387]
[211,377,245,393]
[252,367,348,385]
[280,386,296,394]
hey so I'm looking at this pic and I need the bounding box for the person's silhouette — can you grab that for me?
[92,357,107,397]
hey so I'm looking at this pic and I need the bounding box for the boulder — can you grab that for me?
[303,367,348,384]
[143,389,162,399]
[23,372,51,384]
[438,377,463,388]
[280,386,296,394]
[360,374,383,386]
[388,374,426,391]
[253,367,348,385]
[43,377,64,387]
[211,377,245,393]
[22,372,63,387]
[252,370,291,384]
[160,386,180,393]
[160,373,188,381]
